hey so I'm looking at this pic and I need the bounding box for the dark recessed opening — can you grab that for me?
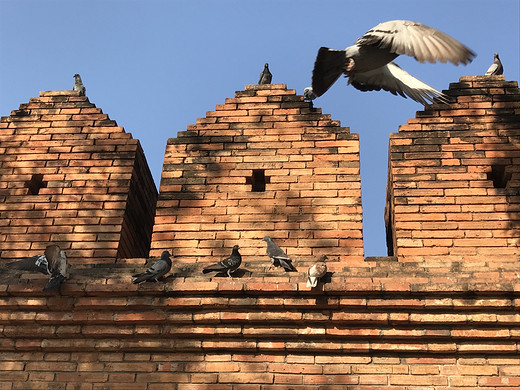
[24,174,47,195]
[487,164,511,189]
[246,169,270,192]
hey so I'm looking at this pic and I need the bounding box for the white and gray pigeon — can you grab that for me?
[485,52,503,75]
[202,245,242,277]
[258,63,272,85]
[5,244,68,291]
[263,236,296,272]
[73,73,86,96]
[311,20,476,105]
[132,251,172,284]
[306,255,328,288]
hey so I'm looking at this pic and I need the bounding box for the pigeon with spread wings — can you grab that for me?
[312,20,475,105]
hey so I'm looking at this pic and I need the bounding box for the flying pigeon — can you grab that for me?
[202,245,242,277]
[303,86,317,101]
[306,255,328,288]
[485,52,503,75]
[311,20,476,105]
[258,63,272,84]
[263,236,296,272]
[5,244,68,291]
[132,251,172,284]
[73,73,86,96]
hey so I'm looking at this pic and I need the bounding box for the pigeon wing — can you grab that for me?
[312,47,347,97]
[349,62,449,105]
[267,241,291,260]
[6,255,50,275]
[355,20,475,65]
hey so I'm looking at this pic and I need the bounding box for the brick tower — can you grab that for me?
[151,84,364,268]
[0,90,157,264]
[386,75,520,262]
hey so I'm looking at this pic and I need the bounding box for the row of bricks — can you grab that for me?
[3,324,520,341]
[1,338,519,356]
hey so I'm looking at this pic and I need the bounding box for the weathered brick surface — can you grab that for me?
[151,84,364,268]
[0,90,157,264]
[1,257,520,388]
[387,75,520,262]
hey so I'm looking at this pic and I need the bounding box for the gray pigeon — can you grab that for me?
[485,52,503,75]
[132,251,172,284]
[73,73,86,96]
[5,244,68,291]
[312,20,475,105]
[306,255,328,288]
[303,87,317,101]
[43,249,68,291]
[258,63,272,84]
[263,236,296,272]
[202,245,242,277]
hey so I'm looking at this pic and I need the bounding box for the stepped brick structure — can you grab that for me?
[0,91,157,265]
[151,84,364,269]
[386,75,520,262]
[0,77,519,389]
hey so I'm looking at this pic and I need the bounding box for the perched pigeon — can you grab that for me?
[5,244,68,291]
[43,249,68,291]
[306,255,328,288]
[311,20,475,105]
[303,86,317,101]
[202,245,242,277]
[132,251,172,284]
[258,63,272,84]
[263,236,296,272]
[73,73,86,96]
[485,52,503,75]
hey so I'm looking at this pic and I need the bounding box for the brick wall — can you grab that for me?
[1,258,520,389]
[0,91,157,264]
[151,84,363,269]
[387,75,520,262]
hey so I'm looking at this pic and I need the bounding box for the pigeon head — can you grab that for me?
[264,63,269,68]
[317,255,328,262]
[232,245,240,251]
[263,236,272,243]
[161,251,172,259]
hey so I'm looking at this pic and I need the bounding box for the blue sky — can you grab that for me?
[1,0,519,257]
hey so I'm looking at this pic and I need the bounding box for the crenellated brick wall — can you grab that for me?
[0,78,520,389]
[0,91,157,264]
[387,75,520,262]
[151,84,363,269]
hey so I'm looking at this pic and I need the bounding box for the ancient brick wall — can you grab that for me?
[387,75,520,262]
[151,84,363,270]
[0,91,157,264]
[0,79,519,389]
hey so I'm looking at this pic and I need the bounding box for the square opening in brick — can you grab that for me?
[24,174,47,195]
[487,164,511,189]
[246,169,270,192]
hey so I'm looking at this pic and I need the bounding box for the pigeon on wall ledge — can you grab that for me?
[258,63,272,85]
[263,236,296,272]
[485,52,503,75]
[73,73,86,96]
[311,20,476,105]
[307,255,328,288]
[132,251,172,284]
[202,245,242,278]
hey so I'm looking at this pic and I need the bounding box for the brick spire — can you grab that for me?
[387,75,520,262]
[0,90,157,264]
[151,84,364,268]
